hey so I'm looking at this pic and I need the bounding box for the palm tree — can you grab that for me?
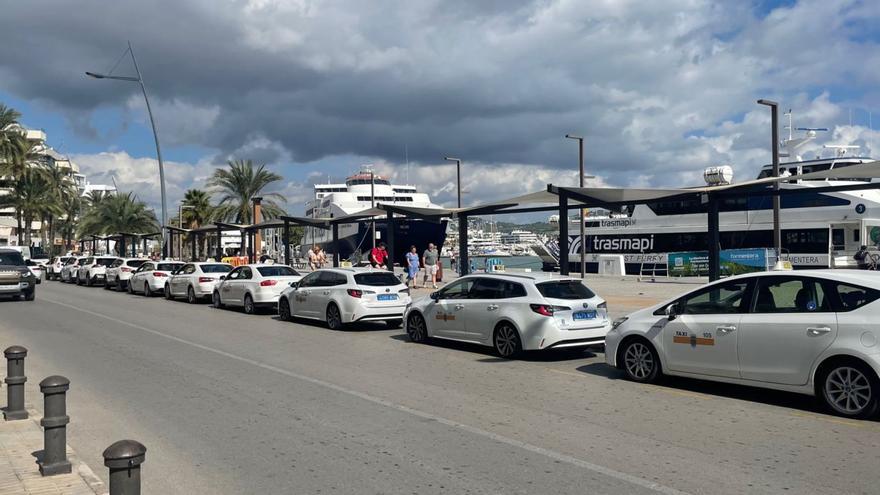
[0,104,22,161]
[78,192,158,239]
[59,194,83,252]
[0,134,41,245]
[208,159,286,224]
[11,168,62,247]
[83,189,111,210]
[180,188,214,228]
[38,163,78,256]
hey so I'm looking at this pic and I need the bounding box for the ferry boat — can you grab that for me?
[562,125,880,275]
[301,171,447,266]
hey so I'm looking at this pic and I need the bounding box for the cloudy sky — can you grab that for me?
[1,0,879,220]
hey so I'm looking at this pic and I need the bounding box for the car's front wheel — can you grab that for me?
[406,313,429,343]
[819,361,880,419]
[620,339,662,384]
[23,289,35,301]
[278,298,292,321]
[212,291,223,309]
[326,303,343,330]
[493,323,522,359]
[165,284,174,300]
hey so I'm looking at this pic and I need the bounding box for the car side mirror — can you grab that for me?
[290,281,299,288]
[665,303,678,320]
[219,275,226,281]
[430,291,440,301]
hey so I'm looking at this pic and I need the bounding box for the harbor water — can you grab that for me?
[441,255,543,272]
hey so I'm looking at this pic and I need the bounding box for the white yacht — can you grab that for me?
[301,171,448,265]
[562,125,880,274]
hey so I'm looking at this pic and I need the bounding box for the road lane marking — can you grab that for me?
[43,297,690,495]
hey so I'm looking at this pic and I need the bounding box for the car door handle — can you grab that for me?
[716,325,736,334]
[323,290,330,295]
[487,304,499,311]
[454,304,465,310]
[807,327,832,336]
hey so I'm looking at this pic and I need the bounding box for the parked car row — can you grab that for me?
[44,259,880,418]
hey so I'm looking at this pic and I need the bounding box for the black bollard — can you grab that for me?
[38,375,71,475]
[3,346,27,420]
[103,440,146,495]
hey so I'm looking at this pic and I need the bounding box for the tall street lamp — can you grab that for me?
[565,134,587,279]
[757,99,782,260]
[444,157,462,208]
[86,41,168,258]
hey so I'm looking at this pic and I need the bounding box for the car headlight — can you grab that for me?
[611,316,628,331]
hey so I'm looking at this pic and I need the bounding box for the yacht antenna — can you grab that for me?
[405,143,409,185]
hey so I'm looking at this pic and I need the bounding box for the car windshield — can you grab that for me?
[60,257,72,262]
[126,260,147,268]
[256,266,298,277]
[354,272,401,286]
[97,258,116,267]
[201,264,232,273]
[157,263,183,271]
[0,252,25,266]
[536,280,596,300]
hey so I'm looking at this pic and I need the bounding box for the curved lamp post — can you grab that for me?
[86,41,168,257]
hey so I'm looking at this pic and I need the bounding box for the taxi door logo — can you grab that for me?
[673,330,714,346]
[435,311,455,321]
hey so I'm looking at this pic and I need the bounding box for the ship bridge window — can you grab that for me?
[647,191,850,215]
[356,196,410,202]
[346,178,390,186]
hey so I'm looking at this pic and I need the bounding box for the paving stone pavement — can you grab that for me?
[0,410,105,495]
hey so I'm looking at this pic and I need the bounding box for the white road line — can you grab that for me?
[44,297,690,495]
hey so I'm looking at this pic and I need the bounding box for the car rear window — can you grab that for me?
[257,266,298,277]
[157,263,183,271]
[97,258,116,267]
[201,264,232,273]
[126,260,146,268]
[0,252,25,266]
[537,280,596,300]
[354,272,401,286]
[833,282,880,311]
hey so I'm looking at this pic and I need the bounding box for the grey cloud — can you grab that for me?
[1,0,879,189]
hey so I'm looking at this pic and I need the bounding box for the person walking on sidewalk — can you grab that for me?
[422,242,440,289]
[405,245,420,288]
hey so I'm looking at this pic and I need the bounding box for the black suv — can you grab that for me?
[0,249,36,301]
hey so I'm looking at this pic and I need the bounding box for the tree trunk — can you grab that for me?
[15,211,23,245]
[47,215,56,257]
[23,214,31,247]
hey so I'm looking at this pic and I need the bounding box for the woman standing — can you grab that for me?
[405,245,420,288]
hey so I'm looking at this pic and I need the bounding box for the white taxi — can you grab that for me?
[405,273,610,358]
[605,270,880,419]
[279,268,411,329]
[212,263,302,314]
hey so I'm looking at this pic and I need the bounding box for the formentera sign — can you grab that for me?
[668,248,772,276]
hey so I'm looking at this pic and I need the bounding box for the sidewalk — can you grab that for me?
[0,410,105,495]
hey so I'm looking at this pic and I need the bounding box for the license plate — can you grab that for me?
[573,310,597,320]
[377,294,398,301]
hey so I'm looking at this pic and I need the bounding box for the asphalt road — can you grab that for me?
[1,280,878,494]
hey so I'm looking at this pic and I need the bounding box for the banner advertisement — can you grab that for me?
[668,248,771,276]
